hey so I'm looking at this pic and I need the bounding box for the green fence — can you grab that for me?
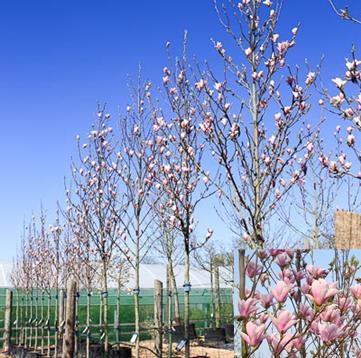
[0,286,233,347]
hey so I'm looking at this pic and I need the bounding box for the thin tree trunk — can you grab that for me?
[86,291,91,358]
[15,289,19,345]
[116,283,120,348]
[251,51,263,245]
[40,290,44,355]
[20,289,24,346]
[239,250,248,358]
[214,264,221,329]
[54,289,59,358]
[169,264,181,326]
[296,251,306,358]
[209,261,215,329]
[25,290,29,348]
[134,258,140,358]
[102,260,109,353]
[167,260,173,358]
[47,293,51,357]
[184,249,190,358]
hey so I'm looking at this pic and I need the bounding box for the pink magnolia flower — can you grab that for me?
[306,72,315,85]
[306,279,339,306]
[306,264,328,279]
[345,162,352,170]
[259,294,273,308]
[267,333,294,355]
[195,79,207,91]
[320,305,341,323]
[271,280,293,303]
[240,321,265,347]
[351,284,361,300]
[270,310,298,333]
[275,252,291,268]
[299,303,314,321]
[246,261,262,278]
[336,296,352,311]
[238,298,258,319]
[244,47,252,57]
[332,77,347,89]
[317,322,343,343]
[347,134,355,146]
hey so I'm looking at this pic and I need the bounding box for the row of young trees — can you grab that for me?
[12,0,360,357]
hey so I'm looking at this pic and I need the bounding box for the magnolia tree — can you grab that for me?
[65,111,122,352]
[154,34,214,357]
[237,249,361,357]
[277,133,342,249]
[153,199,183,326]
[321,51,361,179]
[112,76,159,358]
[195,0,318,247]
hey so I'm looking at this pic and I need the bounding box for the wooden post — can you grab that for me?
[62,280,77,358]
[238,249,247,357]
[154,280,163,357]
[335,211,361,248]
[3,289,13,353]
[214,264,221,329]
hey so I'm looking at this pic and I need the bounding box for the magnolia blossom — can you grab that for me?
[317,322,343,343]
[351,284,361,300]
[332,77,347,89]
[238,298,258,319]
[240,322,265,347]
[270,310,298,333]
[306,279,339,306]
[271,280,293,303]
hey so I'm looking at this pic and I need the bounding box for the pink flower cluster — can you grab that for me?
[238,250,361,356]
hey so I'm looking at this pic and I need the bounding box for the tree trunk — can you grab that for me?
[184,249,190,358]
[47,293,51,357]
[238,250,248,357]
[34,291,38,351]
[24,290,29,348]
[134,265,140,358]
[251,51,263,246]
[3,289,12,353]
[170,264,181,325]
[15,289,19,345]
[41,290,44,355]
[209,261,215,329]
[20,289,24,346]
[102,260,109,353]
[116,283,120,348]
[167,260,173,358]
[214,264,221,329]
[86,292,91,358]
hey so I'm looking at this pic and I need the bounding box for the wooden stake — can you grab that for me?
[154,279,163,357]
[62,280,77,358]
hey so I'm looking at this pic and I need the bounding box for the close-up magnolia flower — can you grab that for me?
[270,310,298,333]
[240,321,265,347]
[238,298,258,319]
[272,280,293,303]
[306,279,339,306]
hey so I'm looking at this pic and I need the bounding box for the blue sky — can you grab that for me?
[0,0,360,260]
